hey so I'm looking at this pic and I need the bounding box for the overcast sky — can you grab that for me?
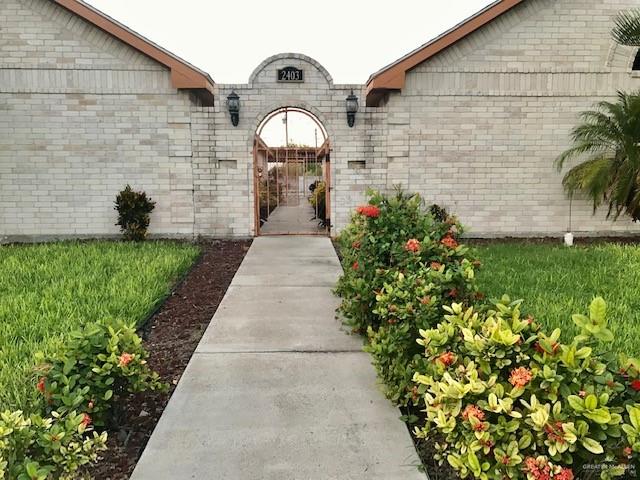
[86,0,495,85]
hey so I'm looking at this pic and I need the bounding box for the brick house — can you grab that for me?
[2,0,640,241]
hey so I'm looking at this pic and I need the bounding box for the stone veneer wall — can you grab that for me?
[378,0,640,236]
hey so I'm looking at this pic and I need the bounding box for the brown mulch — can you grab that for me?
[87,239,251,480]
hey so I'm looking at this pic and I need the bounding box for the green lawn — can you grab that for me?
[473,242,640,356]
[0,241,200,412]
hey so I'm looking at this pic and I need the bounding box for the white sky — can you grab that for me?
[85,0,495,146]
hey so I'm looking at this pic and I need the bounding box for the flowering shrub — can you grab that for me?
[335,189,468,333]
[335,189,480,405]
[0,409,107,479]
[366,256,478,405]
[412,296,640,479]
[37,320,167,428]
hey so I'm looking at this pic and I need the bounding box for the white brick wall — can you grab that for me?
[382,0,640,236]
[3,0,640,241]
[0,0,200,240]
[197,53,383,237]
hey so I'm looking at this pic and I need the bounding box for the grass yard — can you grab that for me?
[0,241,200,412]
[473,241,640,356]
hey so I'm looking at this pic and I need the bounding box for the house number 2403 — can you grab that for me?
[277,67,304,83]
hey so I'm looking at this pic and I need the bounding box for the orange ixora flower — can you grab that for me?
[509,366,533,388]
[355,205,380,218]
[118,352,134,367]
[440,235,458,249]
[81,413,92,428]
[461,404,485,421]
[430,261,443,270]
[405,238,421,253]
[352,261,359,271]
[36,377,46,393]
[437,351,456,367]
[351,241,361,249]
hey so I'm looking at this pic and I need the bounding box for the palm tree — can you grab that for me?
[612,9,640,46]
[555,91,640,221]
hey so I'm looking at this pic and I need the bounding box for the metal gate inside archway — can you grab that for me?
[253,107,331,236]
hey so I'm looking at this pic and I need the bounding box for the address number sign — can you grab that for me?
[277,67,304,83]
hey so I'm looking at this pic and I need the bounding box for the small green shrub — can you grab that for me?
[114,185,156,241]
[0,409,107,480]
[309,181,327,225]
[412,296,640,479]
[38,320,167,429]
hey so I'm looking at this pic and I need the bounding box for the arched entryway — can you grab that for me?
[253,107,331,236]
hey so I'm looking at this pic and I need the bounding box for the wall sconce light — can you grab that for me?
[227,91,240,127]
[346,90,359,127]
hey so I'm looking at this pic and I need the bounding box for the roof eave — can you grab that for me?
[53,0,215,105]
[365,0,525,106]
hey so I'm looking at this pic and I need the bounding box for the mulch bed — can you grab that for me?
[87,239,251,480]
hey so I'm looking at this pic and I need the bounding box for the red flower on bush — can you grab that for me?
[461,404,485,421]
[630,379,640,391]
[440,235,458,249]
[524,457,573,480]
[118,352,134,367]
[557,468,574,480]
[438,351,456,367]
[36,377,46,393]
[352,261,359,271]
[352,241,361,249]
[509,366,532,388]
[356,205,380,218]
[405,238,420,253]
[81,413,92,428]
[624,446,633,457]
[430,261,442,270]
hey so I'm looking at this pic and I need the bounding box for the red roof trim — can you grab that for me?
[365,0,526,106]
[53,0,215,104]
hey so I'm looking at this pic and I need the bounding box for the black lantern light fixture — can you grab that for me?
[227,91,240,127]
[346,90,359,128]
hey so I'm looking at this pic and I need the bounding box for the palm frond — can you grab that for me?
[561,156,615,201]
[612,9,640,46]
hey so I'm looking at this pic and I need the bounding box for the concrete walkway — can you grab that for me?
[260,202,325,235]
[131,236,425,480]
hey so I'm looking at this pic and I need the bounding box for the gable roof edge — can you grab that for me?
[52,0,215,105]
[365,0,525,106]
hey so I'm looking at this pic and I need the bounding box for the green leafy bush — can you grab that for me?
[367,255,478,404]
[309,181,327,226]
[38,320,167,428]
[412,296,640,479]
[0,409,107,480]
[335,189,460,331]
[114,185,156,241]
[334,189,480,405]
